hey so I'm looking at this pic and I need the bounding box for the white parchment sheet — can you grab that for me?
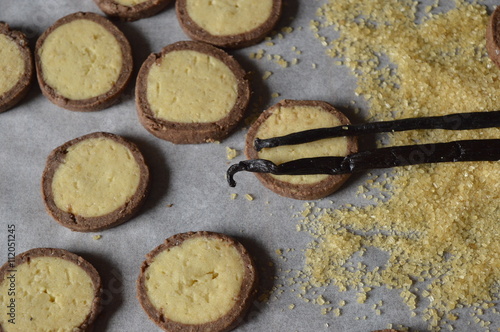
[1,1,499,331]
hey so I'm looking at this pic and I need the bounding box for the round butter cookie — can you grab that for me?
[137,231,258,332]
[176,0,282,48]
[42,132,150,232]
[0,248,101,332]
[94,0,172,21]
[0,23,33,113]
[245,99,358,200]
[136,41,250,143]
[35,12,133,111]
[486,5,500,68]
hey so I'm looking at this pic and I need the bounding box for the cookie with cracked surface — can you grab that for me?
[137,231,258,332]
[0,248,102,331]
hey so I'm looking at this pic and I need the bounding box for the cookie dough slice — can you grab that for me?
[137,231,258,332]
[245,100,358,200]
[0,23,33,113]
[487,5,500,68]
[0,248,101,331]
[42,132,150,232]
[136,41,250,143]
[176,0,282,48]
[35,12,133,111]
[94,0,172,21]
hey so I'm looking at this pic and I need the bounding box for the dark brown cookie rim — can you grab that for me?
[245,99,358,200]
[0,248,102,332]
[41,132,150,232]
[35,12,133,112]
[137,231,258,332]
[135,40,250,144]
[0,22,34,113]
[486,5,500,69]
[93,0,172,21]
[176,0,282,48]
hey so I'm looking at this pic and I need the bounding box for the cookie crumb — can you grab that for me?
[263,71,273,80]
[225,147,238,160]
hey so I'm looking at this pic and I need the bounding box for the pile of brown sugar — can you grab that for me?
[292,0,500,330]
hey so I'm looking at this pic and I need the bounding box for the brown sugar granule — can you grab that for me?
[298,0,500,330]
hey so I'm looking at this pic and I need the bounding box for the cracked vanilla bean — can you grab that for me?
[228,139,500,187]
[254,110,500,151]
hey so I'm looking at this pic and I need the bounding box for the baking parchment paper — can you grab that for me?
[0,1,498,331]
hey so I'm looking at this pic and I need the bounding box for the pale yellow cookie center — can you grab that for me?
[38,19,123,100]
[256,105,350,185]
[186,0,274,36]
[51,137,141,218]
[0,34,25,96]
[0,257,95,332]
[146,49,238,123]
[114,0,148,6]
[144,237,245,324]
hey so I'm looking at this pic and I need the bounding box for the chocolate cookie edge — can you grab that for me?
[245,99,358,200]
[35,12,133,112]
[175,0,283,49]
[0,22,34,113]
[137,231,258,332]
[0,247,102,332]
[135,40,250,144]
[41,132,150,232]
